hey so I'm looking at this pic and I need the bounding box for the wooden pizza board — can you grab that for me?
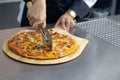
[2,27,89,65]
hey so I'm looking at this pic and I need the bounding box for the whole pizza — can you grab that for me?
[8,30,78,60]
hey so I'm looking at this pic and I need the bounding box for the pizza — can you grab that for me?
[7,30,78,60]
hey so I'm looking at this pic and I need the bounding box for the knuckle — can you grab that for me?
[66,19,70,23]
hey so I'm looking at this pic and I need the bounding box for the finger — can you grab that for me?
[54,19,61,28]
[65,19,71,31]
[27,17,30,24]
[61,19,67,30]
[27,11,33,20]
[27,15,30,21]
[42,20,46,28]
[27,12,41,24]
[74,19,76,23]
[27,14,35,26]
[70,19,76,27]
[29,19,36,26]
[32,21,42,30]
[72,21,76,27]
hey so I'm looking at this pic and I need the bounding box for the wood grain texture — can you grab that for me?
[3,27,89,65]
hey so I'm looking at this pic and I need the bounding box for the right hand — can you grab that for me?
[27,0,46,30]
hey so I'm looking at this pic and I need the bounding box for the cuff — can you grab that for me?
[70,0,90,19]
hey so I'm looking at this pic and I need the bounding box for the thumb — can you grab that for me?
[32,21,42,30]
[42,21,46,28]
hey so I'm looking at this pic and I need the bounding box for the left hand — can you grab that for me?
[54,12,76,31]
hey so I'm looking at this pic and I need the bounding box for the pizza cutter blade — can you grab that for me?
[39,26,52,51]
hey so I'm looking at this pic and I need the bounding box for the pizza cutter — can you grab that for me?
[39,25,52,51]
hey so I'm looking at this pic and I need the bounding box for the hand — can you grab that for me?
[27,0,46,30]
[54,12,76,31]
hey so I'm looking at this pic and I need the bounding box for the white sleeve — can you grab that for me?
[17,0,25,23]
[83,0,97,8]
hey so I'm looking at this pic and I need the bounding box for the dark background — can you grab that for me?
[0,0,120,30]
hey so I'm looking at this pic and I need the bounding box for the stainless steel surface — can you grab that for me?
[108,15,120,23]
[0,15,120,80]
[76,18,120,47]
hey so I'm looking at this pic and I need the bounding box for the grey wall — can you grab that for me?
[0,2,20,29]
